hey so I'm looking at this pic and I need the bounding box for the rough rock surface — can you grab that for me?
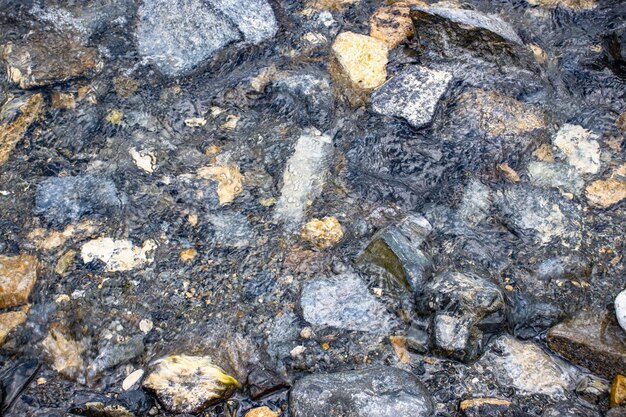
[300,216,343,249]
[371,66,453,129]
[0,254,39,310]
[528,161,584,195]
[585,178,626,208]
[0,308,28,345]
[553,124,601,175]
[0,93,44,166]
[289,366,434,417]
[331,32,388,90]
[370,4,414,48]
[80,238,157,272]
[616,289,626,332]
[460,398,531,417]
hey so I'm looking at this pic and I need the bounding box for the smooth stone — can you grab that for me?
[88,334,145,379]
[612,375,626,408]
[289,366,434,417]
[527,0,596,10]
[300,273,395,333]
[331,32,388,90]
[245,406,279,417]
[197,164,244,205]
[247,366,289,400]
[371,66,453,129]
[0,93,45,166]
[616,289,626,332]
[553,124,601,175]
[0,254,39,310]
[458,179,492,226]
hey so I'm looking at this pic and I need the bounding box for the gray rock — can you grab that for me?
[209,0,277,44]
[542,402,601,417]
[88,334,144,379]
[300,273,394,333]
[615,288,626,332]
[35,176,125,226]
[371,66,453,129]
[528,161,584,195]
[458,179,492,226]
[207,213,253,249]
[289,366,434,417]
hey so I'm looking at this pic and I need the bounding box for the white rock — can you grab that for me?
[139,318,154,334]
[553,124,601,174]
[615,289,626,332]
[122,369,145,391]
[129,147,155,173]
[81,238,157,272]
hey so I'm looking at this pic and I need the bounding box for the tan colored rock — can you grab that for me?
[389,335,411,363]
[332,32,388,90]
[50,92,76,109]
[42,323,85,379]
[586,178,626,208]
[54,250,76,276]
[617,111,626,132]
[0,254,39,309]
[497,163,520,182]
[180,248,197,263]
[0,93,44,166]
[533,143,555,162]
[80,238,157,272]
[143,355,240,414]
[301,217,344,249]
[612,375,626,407]
[553,124,600,174]
[460,398,512,410]
[527,0,596,10]
[245,406,279,417]
[0,307,28,345]
[370,5,414,49]
[113,75,139,98]
[305,0,359,10]
[197,165,244,205]
[529,43,548,63]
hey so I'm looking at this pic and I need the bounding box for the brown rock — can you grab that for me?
[300,217,344,249]
[331,32,388,90]
[50,91,76,109]
[0,254,39,309]
[370,4,414,49]
[197,164,244,205]
[586,178,626,208]
[612,375,626,408]
[460,398,527,417]
[0,307,28,345]
[533,143,555,162]
[527,0,596,10]
[42,323,85,379]
[245,406,279,417]
[305,0,359,10]
[617,111,626,132]
[0,93,44,166]
[497,163,521,182]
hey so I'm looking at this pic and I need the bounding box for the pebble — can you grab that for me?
[245,406,279,417]
[42,323,85,380]
[0,254,39,309]
[179,248,197,263]
[331,32,388,90]
[0,93,45,166]
[585,178,626,209]
[139,319,154,334]
[129,148,156,173]
[300,216,343,249]
[616,289,626,332]
[553,124,601,175]
[142,355,240,414]
[460,398,526,417]
[122,369,145,391]
[80,238,157,272]
[612,375,626,407]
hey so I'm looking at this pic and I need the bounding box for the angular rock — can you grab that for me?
[142,355,240,414]
[0,254,39,309]
[300,216,343,249]
[2,33,101,88]
[209,0,278,44]
[245,406,279,417]
[289,366,434,417]
[585,178,626,208]
[547,311,626,379]
[0,309,28,345]
[616,289,626,332]
[331,32,388,90]
[370,4,414,49]
[42,323,85,380]
[553,124,601,175]
[527,0,596,10]
[300,273,394,333]
[371,66,453,129]
[88,335,145,379]
[458,179,492,226]
[35,176,126,226]
[247,366,289,400]
[528,161,584,195]
[460,398,530,417]
[80,238,157,272]
[0,93,44,166]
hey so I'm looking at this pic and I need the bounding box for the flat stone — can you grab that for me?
[0,308,28,346]
[553,124,601,175]
[300,273,394,333]
[547,311,626,379]
[80,238,157,272]
[371,66,452,129]
[0,93,44,166]
[300,216,343,249]
[528,161,584,195]
[143,355,240,414]
[0,254,39,309]
[207,213,253,249]
[209,0,278,44]
[585,178,626,208]
[332,32,389,90]
[542,402,602,417]
[289,366,434,417]
[616,289,626,332]
[370,4,414,48]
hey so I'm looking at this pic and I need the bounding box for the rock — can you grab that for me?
[0,358,40,413]
[460,398,530,417]
[42,323,85,380]
[142,355,240,414]
[547,311,626,379]
[371,66,453,129]
[553,124,601,175]
[331,32,389,90]
[2,33,101,88]
[300,273,395,333]
[129,148,156,173]
[80,238,157,272]
[88,334,145,379]
[117,389,154,415]
[122,369,145,391]
[197,165,244,205]
[576,375,610,404]
[247,366,289,400]
[370,4,414,49]
[0,254,39,309]
[498,163,521,182]
[300,216,343,249]
[607,407,626,417]
[0,308,28,345]
[290,366,434,417]
[207,213,253,249]
[0,93,44,166]
[136,0,277,76]
[528,161,584,195]
[245,406,279,417]
[527,0,596,10]
[585,178,626,208]
[475,335,576,396]
[542,402,601,417]
[306,0,359,9]
[616,289,626,332]
[35,176,126,226]
[404,318,430,354]
[50,91,76,109]
[274,130,333,226]
[618,110,626,132]
[420,271,505,361]
[612,375,626,407]
[458,179,492,226]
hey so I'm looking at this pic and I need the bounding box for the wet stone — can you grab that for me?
[247,367,289,400]
[553,124,601,175]
[245,406,279,417]
[616,289,626,332]
[331,32,389,90]
[300,216,343,249]
[371,66,453,129]
[0,254,39,310]
[542,402,601,417]
[289,366,434,417]
[0,308,28,346]
[585,178,626,209]
[300,273,395,333]
[612,375,626,408]
[528,161,584,195]
[80,238,157,272]
[42,323,85,380]
[0,93,44,166]
[460,398,531,417]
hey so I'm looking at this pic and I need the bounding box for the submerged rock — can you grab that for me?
[371,66,453,129]
[528,161,584,195]
[370,4,414,49]
[197,164,244,205]
[331,32,389,90]
[616,289,626,332]
[245,406,279,417]
[42,323,85,380]
[300,273,394,333]
[80,238,157,272]
[460,398,530,417]
[289,366,434,417]
[585,178,626,208]
[527,0,596,10]
[300,216,343,249]
[553,124,601,175]
[207,213,253,249]
[142,355,240,414]
[0,308,28,346]
[0,254,39,310]
[542,402,602,417]
[612,375,626,408]
[0,93,44,166]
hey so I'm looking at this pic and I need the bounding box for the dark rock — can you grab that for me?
[117,389,154,415]
[547,311,626,379]
[541,401,601,417]
[460,398,531,417]
[607,407,626,417]
[507,292,563,339]
[0,358,39,414]
[35,175,126,227]
[289,366,434,417]
[247,366,289,400]
[88,334,144,379]
[575,375,609,405]
[405,318,430,354]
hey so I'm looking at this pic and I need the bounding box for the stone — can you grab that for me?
[207,213,253,249]
[42,323,85,380]
[247,366,289,400]
[617,111,626,132]
[547,311,626,379]
[542,402,601,417]
[35,176,126,226]
[576,375,610,404]
[197,165,244,205]
[88,335,145,379]
[475,335,575,396]
[586,178,626,208]
[300,273,395,333]
[80,238,157,272]
[527,0,596,10]
[274,130,333,226]
[50,91,76,109]
[122,369,145,391]
[0,93,44,166]
[607,407,626,417]
[528,161,584,195]
[2,33,101,88]
[331,32,389,90]
[0,254,39,309]
[289,366,434,417]
[0,308,28,345]
[371,66,453,129]
[498,163,521,183]
[142,355,240,414]
[612,375,626,407]
[460,398,530,417]
[553,124,601,175]
[458,179,492,226]
[129,148,156,173]
[179,248,197,263]
[300,216,344,249]
[616,289,626,332]
[245,406,279,417]
[136,0,277,76]
[370,4,414,49]
[306,0,359,9]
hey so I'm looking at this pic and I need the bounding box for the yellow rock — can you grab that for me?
[301,216,344,249]
[370,4,414,49]
[460,398,512,410]
[106,109,124,125]
[332,32,388,90]
[617,111,626,132]
[305,0,359,10]
[0,254,39,309]
[245,406,279,417]
[586,178,626,208]
[529,43,548,63]
[197,165,244,205]
[611,375,626,407]
[113,75,139,98]
[42,323,85,379]
[180,248,197,263]
[389,335,410,363]
[55,250,76,276]
[0,308,28,345]
[0,93,44,166]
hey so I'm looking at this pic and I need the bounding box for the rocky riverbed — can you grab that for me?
[0,0,625,416]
